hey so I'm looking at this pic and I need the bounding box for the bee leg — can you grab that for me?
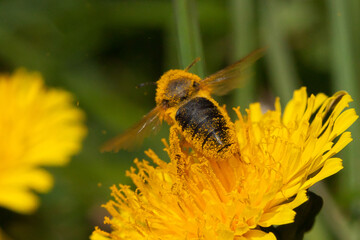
[169,126,191,182]
[169,126,186,156]
[234,151,248,163]
[169,126,181,151]
[170,126,192,149]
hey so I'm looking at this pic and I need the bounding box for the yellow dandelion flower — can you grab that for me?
[0,69,86,214]
[92,87,357,240]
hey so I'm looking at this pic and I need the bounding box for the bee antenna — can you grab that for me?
[184,57,201,71]
[136,82,157,89]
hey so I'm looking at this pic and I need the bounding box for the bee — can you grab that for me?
[101,49,264,160]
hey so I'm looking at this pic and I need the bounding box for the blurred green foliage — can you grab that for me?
[0,0,359,239]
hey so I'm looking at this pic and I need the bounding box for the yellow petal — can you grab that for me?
[90,228,111,240]
[0,188,39,214]
[260,205,296,227]
[283,87,307,125]
[331,109,358,139]
[303,158,343,189]
[243,230,276,240]
[0,168,53,192]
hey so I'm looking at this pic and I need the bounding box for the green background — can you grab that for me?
[0,0,359,239]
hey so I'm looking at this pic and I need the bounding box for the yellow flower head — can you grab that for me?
[92,87,357,240]
[0,69,87,214]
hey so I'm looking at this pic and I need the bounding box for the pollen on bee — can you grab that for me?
[155,69,201,105]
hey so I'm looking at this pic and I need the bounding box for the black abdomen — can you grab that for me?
[175,97,233,154]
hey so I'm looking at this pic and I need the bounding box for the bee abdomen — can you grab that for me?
[175,97,233,156]
[201,126,229,148]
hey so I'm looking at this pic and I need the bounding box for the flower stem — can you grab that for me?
[172,0,205,77]
[312,183,354,240]
[329,0,360,193]
[328,1,360,237]
[229,0,257,108]
[259,0,299,102]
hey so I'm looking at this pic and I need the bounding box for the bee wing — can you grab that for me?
[201,48,264,96]
[101,107,162,152]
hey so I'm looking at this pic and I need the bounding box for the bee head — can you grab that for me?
[155,69,201,109]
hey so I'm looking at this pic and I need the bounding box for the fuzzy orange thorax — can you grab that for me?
[155,69,202,106]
